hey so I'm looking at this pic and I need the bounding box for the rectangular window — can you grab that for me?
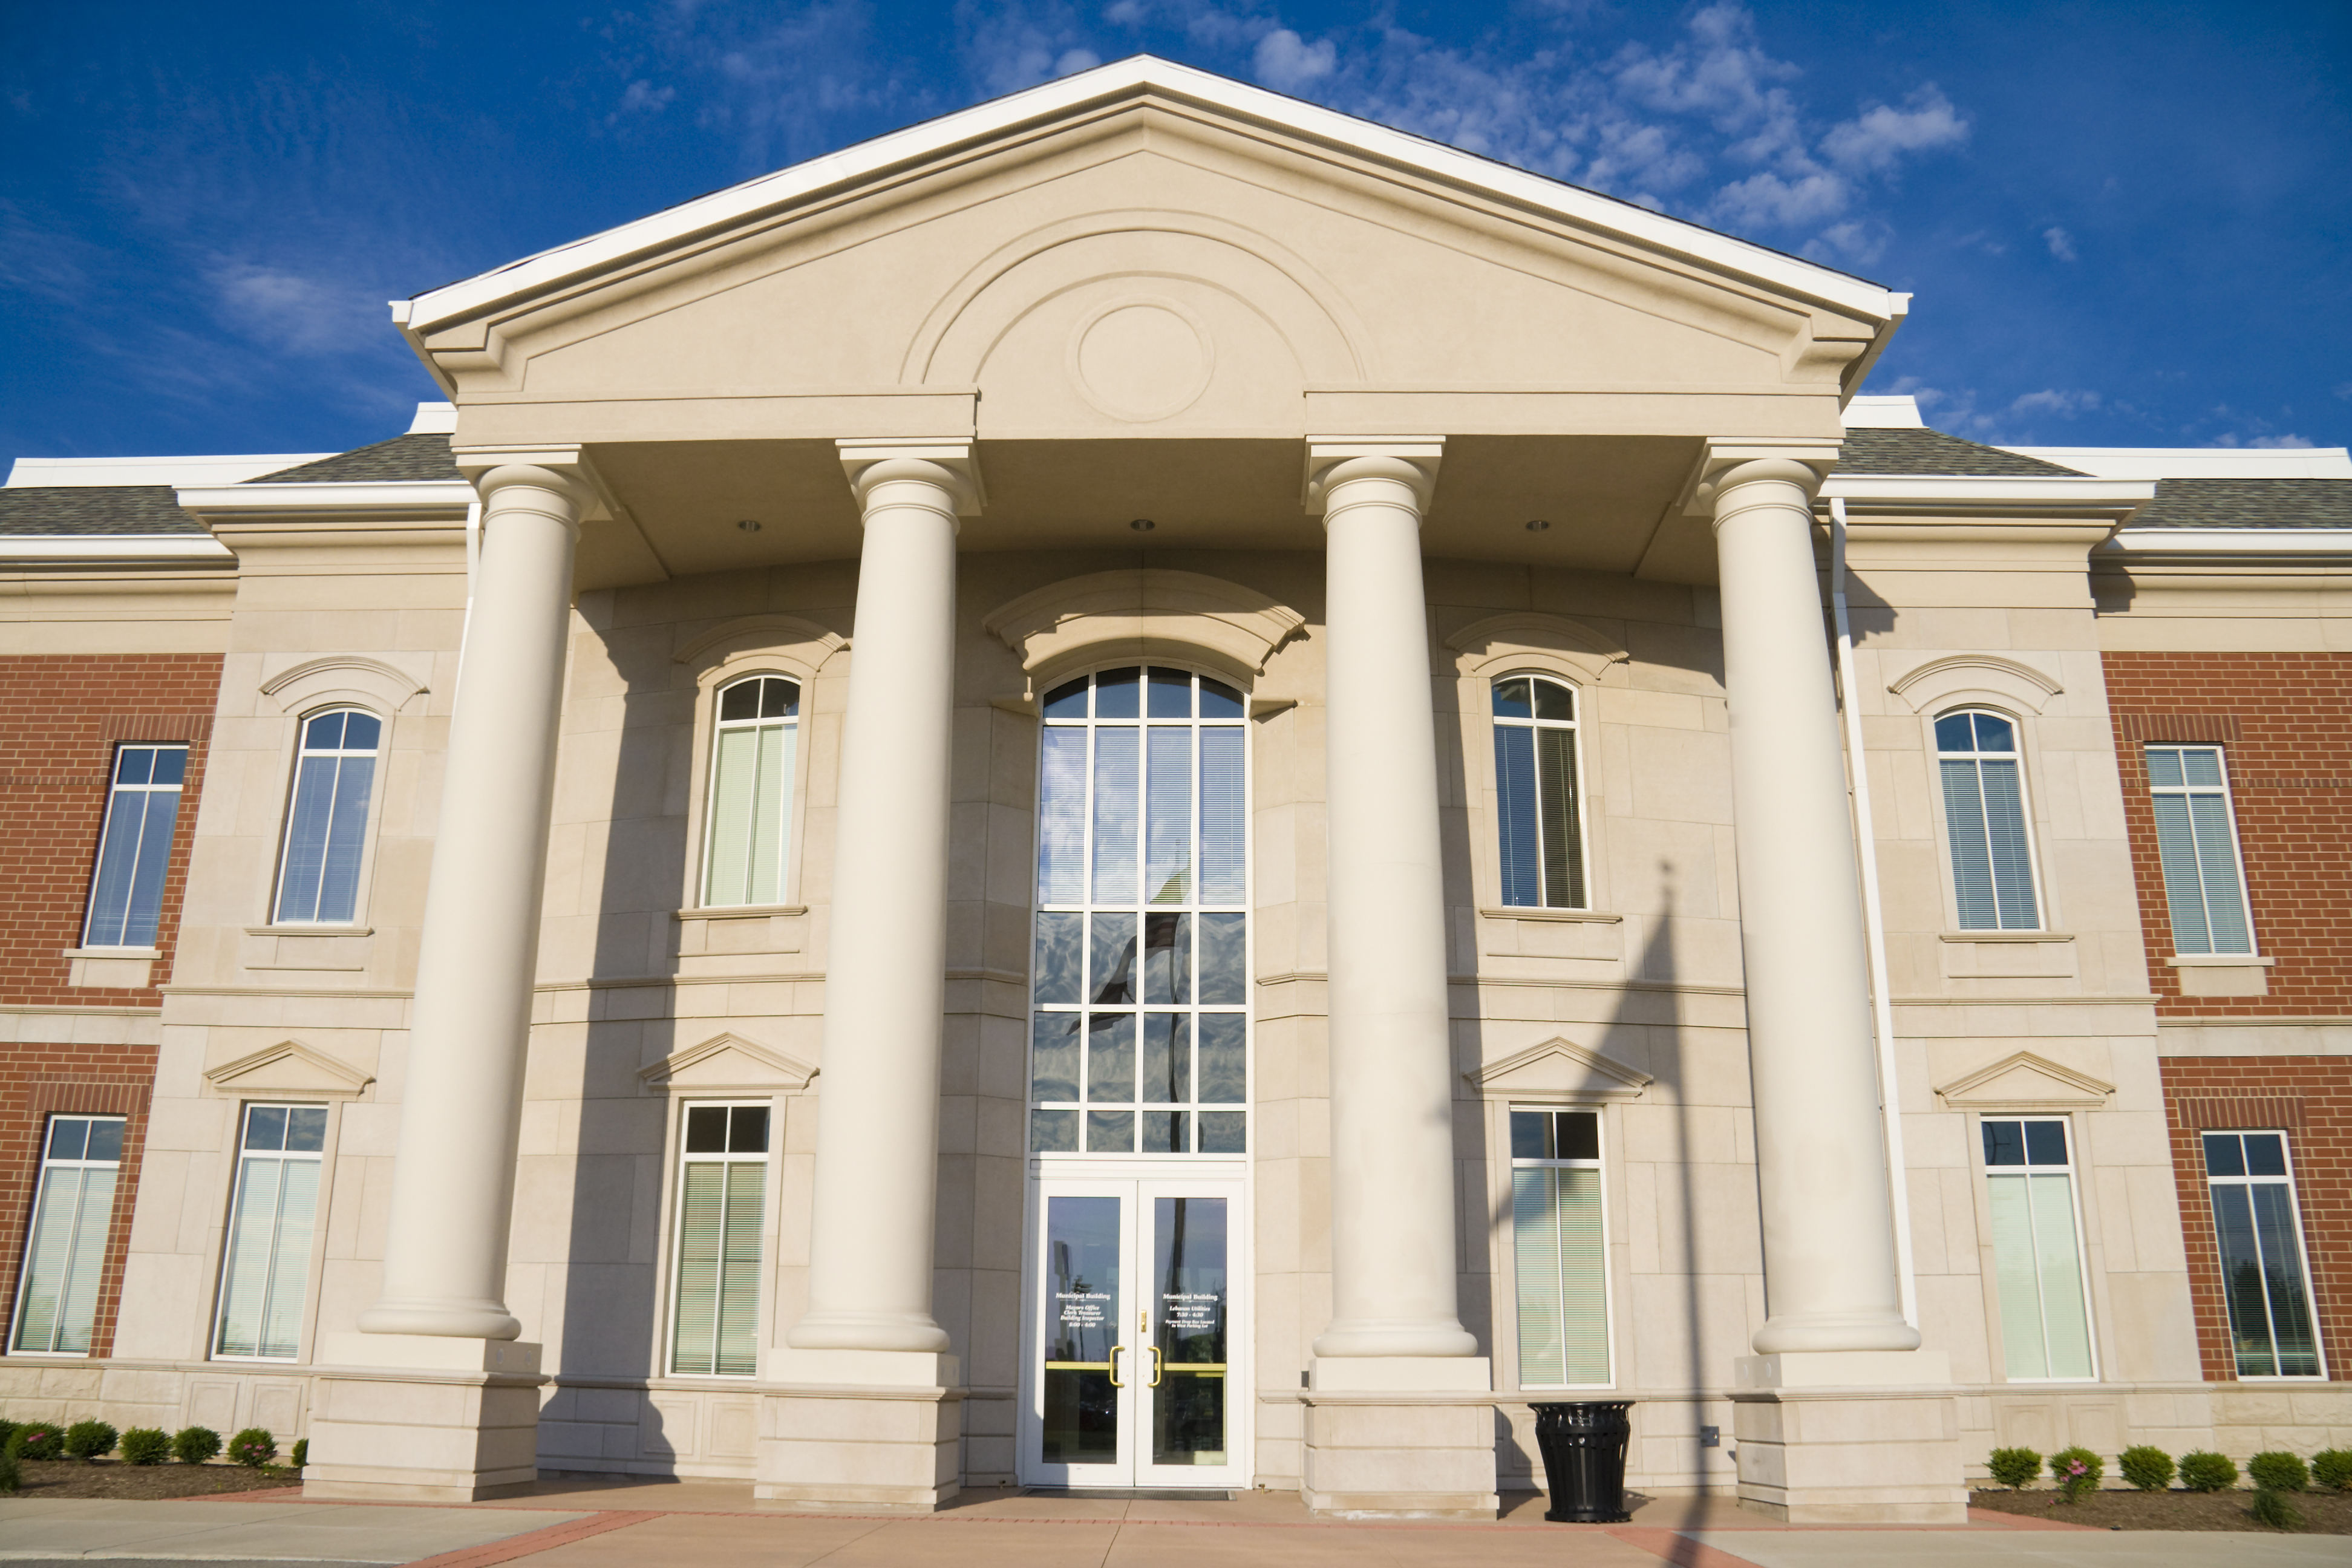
[702,677,800,907]
[670,1103,769,1377]
[1511,1108,1609,1387]
[1937,712,2040,930]
[84,745,187,948]
[2203,1131,2322,1377]
[1982,1117,2094,1379]
[10,1116,125,1356]
[273,711,381,925]
[2146,745,2255,956]
[1492,677,1587,909]
[214,1105,326,1361]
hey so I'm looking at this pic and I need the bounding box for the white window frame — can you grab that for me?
[1488,672,1592,912]
[2200,1127,2325,1380]
[697,673,804,910]
[1027,664,1253,1161]
[1976,1112,2100,1383]
[210,1102,330,1364]
[8,1114,126,1358]
[663,1099,774,1379]
[2145,744,2260,958]
[677,658,822,916]
[82,743,189,951]
[1505,1103,1615,1391]
[269,708,387,928]
[1932,707,2050,933]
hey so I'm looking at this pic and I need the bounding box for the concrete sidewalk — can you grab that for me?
[1,1485,2341,1567]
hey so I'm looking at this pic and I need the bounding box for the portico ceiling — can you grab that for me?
[397,57,1903,590]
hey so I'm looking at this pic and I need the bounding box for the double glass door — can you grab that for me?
[1024,1174,1243,1488]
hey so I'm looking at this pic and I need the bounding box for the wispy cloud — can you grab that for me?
[2043,225,2077,261]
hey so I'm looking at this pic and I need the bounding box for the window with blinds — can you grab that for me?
[1936,711,2041,931]
[10,1116,125,1356]
[1030,667,1249,1157]
[214,1105,326,1361]
[273,710,381,925]
[670,1103,769,1377]
[1981,1117,2094,1380]
[702,676,800,908]
[2146,746,2256,956]
[1492,676,1587,909]
[84,745,187,948]
[2202,1131,2322,1377]
[1510,1108,1610,1388]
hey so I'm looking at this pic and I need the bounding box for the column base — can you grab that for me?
[754,1348,963,1512]
[1730,1350,1965,1524]
[301,1336,546,1502]
[1302,1357,1497,1519]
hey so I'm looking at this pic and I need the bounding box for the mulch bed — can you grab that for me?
[1971,1485,2352,1533]
[3,1458,305,1500]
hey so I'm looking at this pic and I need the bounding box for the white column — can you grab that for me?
[786,442,978,1357]
[1307,442,1478,1364]
[360,463,585,1339]
[1702,448,1918,1354]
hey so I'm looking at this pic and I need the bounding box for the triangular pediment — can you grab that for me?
[1934,1051,2114,1111]
[639,1032,817,1094]
[1469,1036,1651,1101]
[203,1040,374,1100]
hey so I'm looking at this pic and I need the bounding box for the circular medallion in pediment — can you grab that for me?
[1065,295,1215,423]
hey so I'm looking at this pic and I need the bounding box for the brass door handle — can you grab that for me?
[1109,1344,1126,1387]
[1149,1345,1164,1387]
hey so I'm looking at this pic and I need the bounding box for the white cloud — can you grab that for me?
[2009,388,2100,418]
[2043,226,2077,262]
[1818,85,1967,174]
[1253,29,1335,93]
[613,79,679,120]
[2207,432,2318,449]
[206,260,384,356]
[1711,168,1846,228]
[1056,48,1103,76]
[1803,218,1887,266]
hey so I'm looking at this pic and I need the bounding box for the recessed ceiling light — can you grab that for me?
[737,518,763,533]
[1130,518,1155,532]
[1526,518,1551,532]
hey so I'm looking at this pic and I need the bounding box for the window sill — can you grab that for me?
[61,946,160,960]
[244,924,373,938]
[2167,954,2274,967]
[673,905,807,921]
[1941,931,2074,944]
[1479,907,1623,924]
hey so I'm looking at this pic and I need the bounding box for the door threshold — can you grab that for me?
[1021,1487,1235,1501]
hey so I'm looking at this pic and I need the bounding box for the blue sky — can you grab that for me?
[3,1,2345,466]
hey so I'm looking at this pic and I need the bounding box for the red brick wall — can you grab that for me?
[0,653,218,1359]
[2102,652,2352,1018]
[2160,1057,2352,1382]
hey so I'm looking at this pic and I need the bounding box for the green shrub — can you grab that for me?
[228,1428,276,1468]
[2249,1486,2303,1530]
[2118,1445,2175,1492]
[1987,1446,2042,1489]
[2313,1449,2352,1492]
[2050,1445,2103,1501]
[2248,1451,2310,1492]
[11,1423,64,1461]
[2179,1450,2239,1492]
[119,1428,171,1466]
[64,1420,118,1460]
[172,1425,221,1465]
[0,1419,15,1452]
[0,1450,19,1495]
[290,1438,307,1469]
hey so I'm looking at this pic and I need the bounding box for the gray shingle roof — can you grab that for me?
[0,486,204,536]
[252,432,463,483]
[1837,426,2087,478]
[2128,478,2352,531]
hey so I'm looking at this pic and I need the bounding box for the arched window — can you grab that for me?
[1029,666,1249,1156]
[702,675,800,908]
[1492,675,1587,909]
[273,710,381,925]
[1936,710,2041,931]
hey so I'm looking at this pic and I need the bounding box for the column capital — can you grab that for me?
[1678,436,1842,518]
[837,439,985,516]
[454,446,608,521]
[1303,437,1443,515]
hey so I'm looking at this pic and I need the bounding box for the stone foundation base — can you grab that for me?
[1731,1350,1965,1523]
[1302,1357,1498,1519]
[754,1349,962,1512]
[300,1336,544,1502]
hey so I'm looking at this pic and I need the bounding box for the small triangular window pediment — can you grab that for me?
[1934,1050,2113,1111]
[1468,1036,1651,1101]
[639,1031,817,1094]
[203,1040,374,1100]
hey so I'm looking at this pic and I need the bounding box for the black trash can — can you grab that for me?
[1530,1400,1634,1523]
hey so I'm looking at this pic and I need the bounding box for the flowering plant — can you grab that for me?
[2051,1445,2103,1501]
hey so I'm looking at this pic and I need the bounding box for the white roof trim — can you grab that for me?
[402,55,1898,335]
[177,480,476,515]
[2002,447,2352,481]
[1821,474,2155,513]
[1840,394,1927,429]
[0,537,235,562]
[2109,527,2352,555]
[6,454,335,489]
